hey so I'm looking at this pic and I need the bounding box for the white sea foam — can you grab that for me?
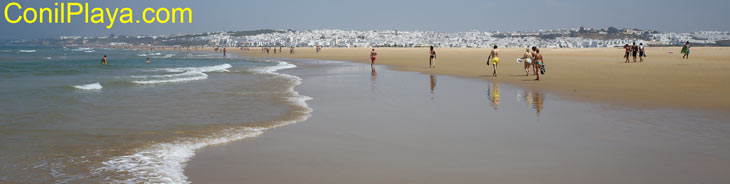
[132,64,231,85]
[94,61,312,183]
[250,60,297,74]
[71,47,93,52]
[19,50,36,53]
[72,82,102,90]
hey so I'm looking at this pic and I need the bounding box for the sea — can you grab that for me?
[0,46,311,183]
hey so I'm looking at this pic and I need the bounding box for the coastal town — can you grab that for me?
[5,27,730,48]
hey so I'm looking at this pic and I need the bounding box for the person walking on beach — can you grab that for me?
[639,43,646,62]
[101,55,107,64]
[681,41,691,59]
[429,46,437,68]
[487,45,500,77]
[521,48,533,76]
[223,47,227,57]
[531,46,539,76]
[631,42,639,62]
[370,49,378,65]
[623,44,631,63]
[534,48,544,80]
[290,46,295,54]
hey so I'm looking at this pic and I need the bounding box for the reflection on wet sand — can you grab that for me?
[370,66,377,95]
[371,65,377,80]
[429,75,437,94]
[523,89,545,115]
[488,82,500,110]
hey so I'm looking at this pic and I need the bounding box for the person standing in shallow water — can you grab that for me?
[146,57,151,63]
[101,55,107,64]
[429,46,437,68]
[370,49,377,65]
[487,45,500,77]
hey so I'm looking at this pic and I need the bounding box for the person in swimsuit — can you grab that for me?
[534,49,544,80]
[429,46,437,68]
[487,45,500,77]
[639,43,645,62]
[370,49,378,65]
[682,41,691,59]
[146,57,151,63]
[101,55,107,64]
[631,42,639,62]
[223,47,227,58]
[521,48,533,76]
[531,46,539,76]
[624,44,631,63]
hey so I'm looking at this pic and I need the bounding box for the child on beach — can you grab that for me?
[623,44,631,63]
[370,49,377,65]
[681,41,691,59]
[429,46,437,68]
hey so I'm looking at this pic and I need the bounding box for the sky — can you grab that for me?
[1,0,728,40]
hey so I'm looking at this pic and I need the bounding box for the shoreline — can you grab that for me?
[185,58,730,184]
[223,47,730,111]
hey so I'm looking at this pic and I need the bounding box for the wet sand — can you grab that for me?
[185,60,730,184]
[231,47,730,110]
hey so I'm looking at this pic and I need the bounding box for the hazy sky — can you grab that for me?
[1,0,728,40]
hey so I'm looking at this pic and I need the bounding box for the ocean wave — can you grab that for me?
[72,82,102,90]
[19,50,37,53]
[250,61,297,74]
[71,47,93,52]
[94,61,312,183]
[132,63,231,85]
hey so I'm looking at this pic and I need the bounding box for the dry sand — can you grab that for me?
[230,47,730,110]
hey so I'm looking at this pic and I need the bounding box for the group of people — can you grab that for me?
[100,55,153,64]
[492,45,545,80]
[623,42,646,63]
[260,46,296,55]
[369,45,546,80]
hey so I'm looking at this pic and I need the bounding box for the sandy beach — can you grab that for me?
[230,47,730,110]
[185,59,730,184]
